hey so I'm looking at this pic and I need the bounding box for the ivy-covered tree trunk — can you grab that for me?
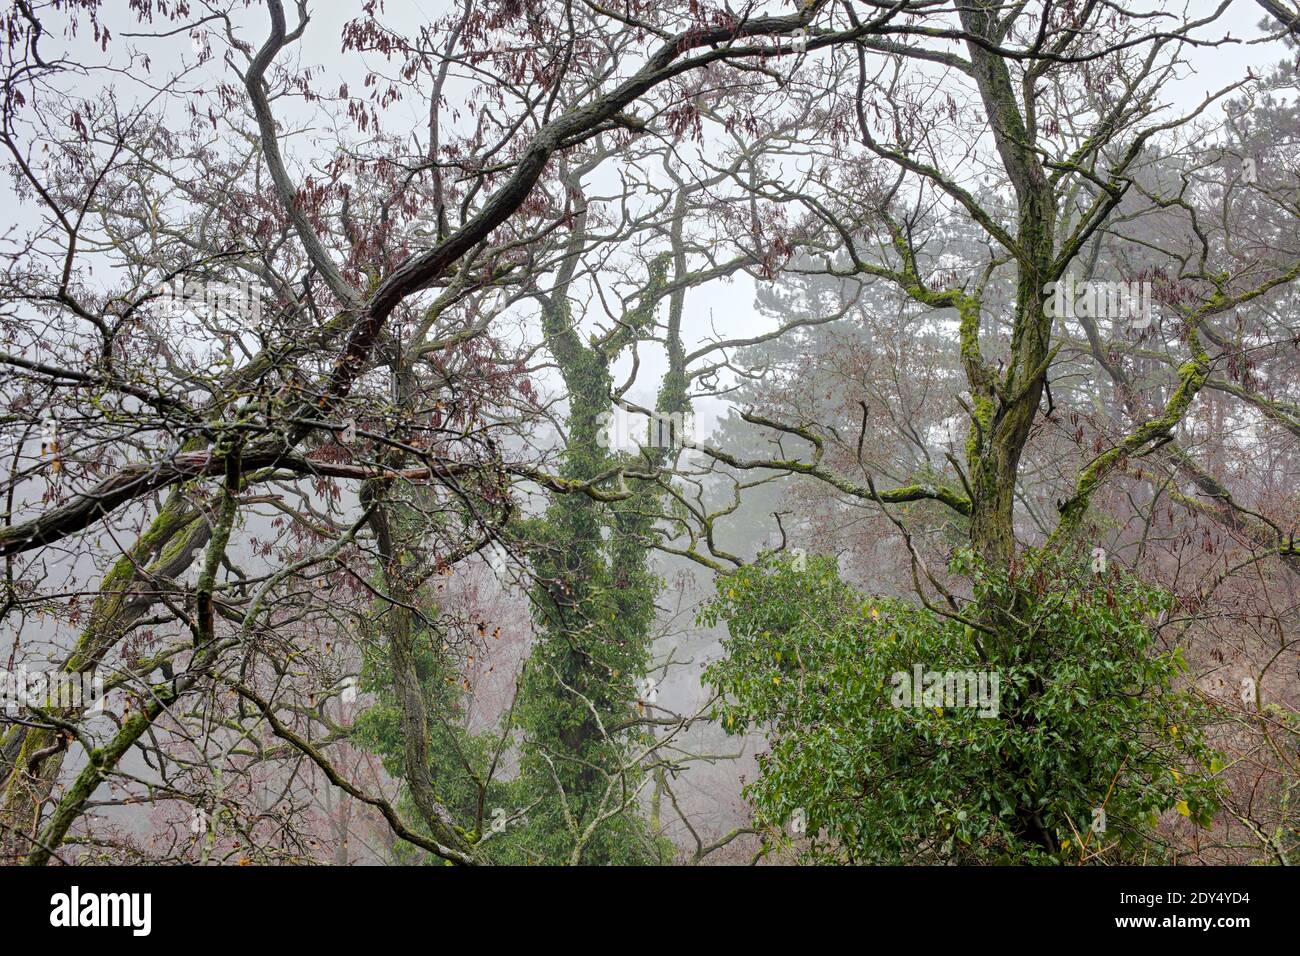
[513,168,684,861]
[360,478,477,862]
[517,274,671,861]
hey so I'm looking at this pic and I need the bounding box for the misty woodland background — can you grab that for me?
[1,0,1298,865]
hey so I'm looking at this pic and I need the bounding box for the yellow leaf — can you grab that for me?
[1175,800,1191,817]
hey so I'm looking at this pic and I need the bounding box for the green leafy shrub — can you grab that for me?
[702,549,1223,864]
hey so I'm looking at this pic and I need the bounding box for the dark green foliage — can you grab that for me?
[703,549,1224,863]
